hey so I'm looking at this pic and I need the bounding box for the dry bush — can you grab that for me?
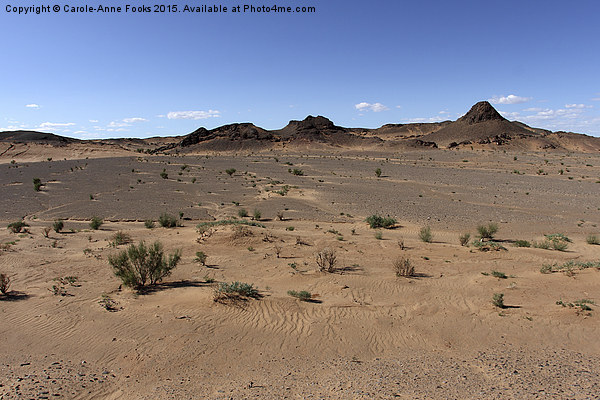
[232,225,253,240]
[459,233,470,246]
[42,227,51,238]
[316,248,337,272]
[393,257,415,277]
[0,273,11,295]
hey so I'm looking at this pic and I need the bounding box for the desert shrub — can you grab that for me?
[225,168,236,176]
[544,233,571,243]
[99,294,119,311]
[492,293,505,308]
[472,240,506,251]
[374,230,383,240]
[477,223,498,240]
[540,260,600,275]
[232,225,252,239]
[33,177,42,191]
[393,257,414,277]
[276,211,284,221]
[514,240,531,248]
[7,221,28,233]
[42,227,51,238]
[252,209,261,221]
[158,213,178,228]
[160,169,168,179]
[290,168,304,176]
[194,251,207,265]
[375,168,382,177]
[286,226,295,231]
[557,299,594,313]
[196,219,265,230]
[551,240,568,251]
[316,248,337,272]
[53,219,64,233]
[110,231,132,247]
[532,240,551,250]
[287,290,312,301]
[214,281,259,302]
[144,220,155,229]
[459,233,471,246]
[0,273,11,295]
[238,208,248,218]
[365,214,396,229]
[109,241,181,289]
[587,235,600,245]
[419,226,433,243]
[491,270,507,279]
[90,216,103,230]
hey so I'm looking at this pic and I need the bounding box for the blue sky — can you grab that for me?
[1,0,599,138]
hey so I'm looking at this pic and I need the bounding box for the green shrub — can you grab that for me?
[214,281,259,302]
[459,233,470,246]
[472,240,506,251]
[491,270,507,279]
[109,241,181,289]
[158,213,178,228]
[53,219,64,233]
[374,230,383,240]
[160,169,168,179]
[90,216,103,230]
[375,168,382,177]
[540,260,600,275]
[532,240,551,250]
[7,221,28,233]
[0,273,10,295]
[252,209,262,221]
[393,257,414,277]
[587,235,600,245]
[144,220,155,229]
[514,240,531,248]
[238,208,249,218]
[195,251,207,265]
[287,290,312,301]
[477,223,498,240]
[33,177,42,191]
[365,214,396,229]
[419,226,433,243]
[225,168,236,176]
[290,168,304,176]
[110,231,132,247]
[492,293,505,308]
[544,233,571,243]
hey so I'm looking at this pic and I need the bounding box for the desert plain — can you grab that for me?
[1,109,600,399]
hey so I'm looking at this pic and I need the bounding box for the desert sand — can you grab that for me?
[1,104,600,399]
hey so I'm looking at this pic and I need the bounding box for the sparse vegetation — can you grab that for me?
[472,240,506,251]
[276,211,284,221]
[459,233,470,246]
[194,251,207,265]
[33,177,42,191]
[287,290,313,301]
[374,230,383,240]
[393,257,415,277]
[109,240,181,289]
[225,168,236,176]
[587,234,600,245]
[158,213,178,228]
[110,231,132,247]
[144,220,155,229]
[540,260,600,275]
[375,168,382,177]
[492,293,505,308]
[491,270,508,279]
[0,273,11,295]
[365,214,396,229]
[42,227,51,238]
[419,226,433,243]
[160,169,168,179]
[252,209,262,221]
[196,219,265,230]
[556,299,594,314]
[90,216,103,230]
[7,221,28,233]
[238,208,249,218]
[99,294,119,311]
[290,168,304,176]
[477,223,498,240]
[316,248,337,273]
[214,281,260,303]
[53,219,64,233]
[514,240,531,248]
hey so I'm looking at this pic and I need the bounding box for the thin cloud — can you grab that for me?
[167,110,221,120]
[489,95,532,105]
[565,104,591,109]
[123,117,147,123]
[355,102,389,112]
[25,104,40,109]
[39,122,75,129]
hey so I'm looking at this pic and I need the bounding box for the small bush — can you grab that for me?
[540,260,600,275]
[287,290,312,301]
[375,168,382,177]
[53,219,64,233]
[0,273,11,295]
[110,231,132,247]
[252,209,262,221]
[365,214,396,229]
[514,240,531,248]
[290,168,304,176]
[90,216,103,230]
[7,221,28,233]
[532,240,551,250]
[214,281,259,303]
[276,211,284,221]
[419,226,433,243]
[393,257,414,277]
[160,169,168,179]
[472,240,506,251]
[42,227,51,238]
[99,294,119,311]
[459,233,470,246]
[587,235,600,245]
[492,293,505,308]
[158,213,178,228]
[238,208,249,218]
[316,248,337,273]
[491,270,508,279]
[109,241,181,289]
[225,168,236,176]
[374,230,383,240]
[477,223,498,240]
[33,177,42,191]
[144,220,155,229]
[195,251,207,265]
[545,233,571,243]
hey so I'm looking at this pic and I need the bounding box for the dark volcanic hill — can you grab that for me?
[0,130,79,145]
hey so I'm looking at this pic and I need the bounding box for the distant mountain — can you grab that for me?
[0,130,79,144]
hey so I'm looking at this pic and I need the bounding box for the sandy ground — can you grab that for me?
[1,148,599,399]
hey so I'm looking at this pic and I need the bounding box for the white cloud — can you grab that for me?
[405,117,444,123]
[565,104,591,109]
[354,102,389,112]
[167,110,221,120]
[25,104,40,109]
[39,122,75,129]
[89,119,99,123]
[123,117,147,123]
[489,95,532,105]
[108,121,130,128]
